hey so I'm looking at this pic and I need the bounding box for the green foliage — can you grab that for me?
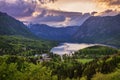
[0,55,57,80]
[0,35,57,55]
[0,12,36,38]
[0,34,120,80]
[74,46,118,58]
[76,59,93,64]
[0,52,120,80]
[75,14,120,47]
[42,52,120,80]
[92,69,120,80]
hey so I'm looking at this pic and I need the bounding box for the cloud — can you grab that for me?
[30,10,91,27]
[94,0,120,11]
[39,0,57,4]
[0,0,81,26]
[91,12,98,15]
[40,15,65,22]
[0,0,119,27]
[95,9,120,16]
[0,0,36,18]
[96,0,120,6]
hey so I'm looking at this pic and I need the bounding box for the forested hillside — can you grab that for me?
[0,35,57,56]
[74,14,120,47]
[0,12,36,38]
[29,24,79,41]
[0,11,58,56]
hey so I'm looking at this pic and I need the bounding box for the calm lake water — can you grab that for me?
[50,43,111,56]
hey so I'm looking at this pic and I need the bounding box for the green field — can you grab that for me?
[76,59,93,64]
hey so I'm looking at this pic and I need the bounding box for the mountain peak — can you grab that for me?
[74,14,120,47]
[0,12,7,16]
[0,11,36,38]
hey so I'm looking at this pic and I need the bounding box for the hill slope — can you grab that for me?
[0,11,58,55]
[74,14,120,47]
[0,35,57,55]
[0,12,35,38]
[29,24,79,41]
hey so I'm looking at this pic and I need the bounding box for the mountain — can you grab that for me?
[29,24,79,41]
[0,11,58,55]
[0,11,36,38]
[69,13,91,26]
[73,14,120,47]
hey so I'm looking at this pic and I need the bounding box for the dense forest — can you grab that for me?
[0,40,120,80]
[0,35,57,56]
[0,51,120,80]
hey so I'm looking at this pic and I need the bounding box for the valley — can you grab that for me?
[50,43,115,56]
[29,14,120,47]
[0,9,120,80]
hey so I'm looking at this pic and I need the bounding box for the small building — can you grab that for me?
[36,53,51,62]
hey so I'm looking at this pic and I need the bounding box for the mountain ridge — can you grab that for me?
[1,11,120,47]
[0,11,37,38]
[29,24,79,41]
[73,14,120,47]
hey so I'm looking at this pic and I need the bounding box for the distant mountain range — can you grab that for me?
[0,12,36,38]
[29,14,120,47]
[29,24,79,41]
[0,11,120,47]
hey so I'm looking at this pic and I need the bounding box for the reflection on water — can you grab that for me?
[50,43,102,56]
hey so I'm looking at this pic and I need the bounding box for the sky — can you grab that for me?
[0,0,120,27]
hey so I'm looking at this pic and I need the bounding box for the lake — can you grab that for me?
[50,43,112,56]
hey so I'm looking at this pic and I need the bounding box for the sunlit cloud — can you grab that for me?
[96,0,120,6]
[95,9,120,16]
[0,0,119,27]
[94,0,120,11]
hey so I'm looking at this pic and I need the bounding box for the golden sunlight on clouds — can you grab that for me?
[94,0,120,10]
[41,0,120,13]
[42,0,99,13]
[32,11,41,17]
[55,1,97,13]
[6,0,120,13]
